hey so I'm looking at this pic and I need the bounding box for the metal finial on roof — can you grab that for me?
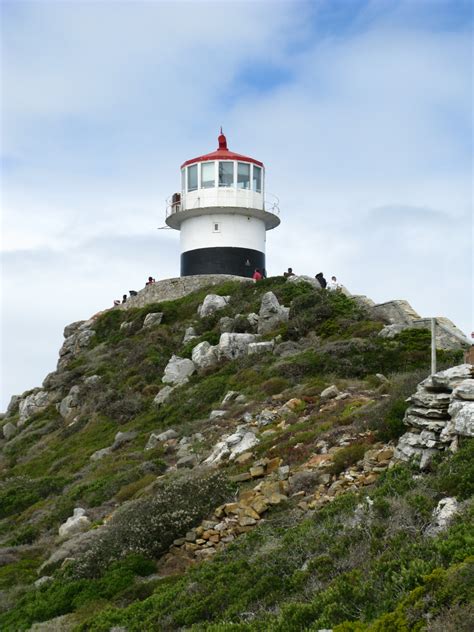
[218,128,228,150]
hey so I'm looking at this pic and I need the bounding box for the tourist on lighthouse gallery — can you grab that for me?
[315,272,327,288]
[328,276,342,291]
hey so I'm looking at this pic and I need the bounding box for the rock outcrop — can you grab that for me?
[258,292,290,335]
[218,333,258,360]
[18,390,51,426]
[162,355,196,386]
[58,320,96,369]
[395,364,474,468]
[192,341,219,369]
[373,301,467,350]
[58,508,91,538]
[143,312,163,328]
[198,294,230,318]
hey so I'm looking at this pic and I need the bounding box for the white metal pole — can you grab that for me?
[431,318,437,375]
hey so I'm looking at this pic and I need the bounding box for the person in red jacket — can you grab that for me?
[252,269,263,281]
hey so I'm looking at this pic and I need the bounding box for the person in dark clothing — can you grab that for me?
[122,294,127,304]
[315,272,327,288]
[283,267,295,278]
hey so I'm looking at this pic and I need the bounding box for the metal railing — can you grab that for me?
[165,191,280,218]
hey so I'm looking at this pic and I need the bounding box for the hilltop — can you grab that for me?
[0,276,472,631]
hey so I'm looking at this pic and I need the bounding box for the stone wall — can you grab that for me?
[122,275,253,310]
[394,364,474,469]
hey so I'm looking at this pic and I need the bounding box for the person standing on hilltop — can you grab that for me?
[283,267,295,278]
[315,272,327,288]
[146,276,155,286]
[253,268,263,281]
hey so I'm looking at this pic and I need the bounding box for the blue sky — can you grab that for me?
[1,0,472,409]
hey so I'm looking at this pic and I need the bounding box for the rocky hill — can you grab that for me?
[0,276,472,631]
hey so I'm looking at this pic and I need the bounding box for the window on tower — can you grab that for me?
[237,162,250,189]
[219,161,234,187]
[187,164,198,192]
[252,165,262,193]
[201,162,215,188]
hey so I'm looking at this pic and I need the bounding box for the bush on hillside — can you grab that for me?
[71,468,233,578]
[0,476,67,519]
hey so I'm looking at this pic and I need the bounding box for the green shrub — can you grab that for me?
[6,524,40,546]
[71,468,233,578]
[432,438,474,500]
[0,476,67,519]
[0,555,156,630]
[330,444,369,475]
[261,377,290,396]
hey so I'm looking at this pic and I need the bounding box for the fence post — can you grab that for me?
[431,317,437,375]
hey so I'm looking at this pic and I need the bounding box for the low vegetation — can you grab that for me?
[0,277,469,631]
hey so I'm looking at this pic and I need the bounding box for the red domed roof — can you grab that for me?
[181,131,264,169]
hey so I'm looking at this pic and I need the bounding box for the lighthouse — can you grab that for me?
[165,131,280,277]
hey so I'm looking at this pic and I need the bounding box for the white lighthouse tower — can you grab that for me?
[165,131,280,277]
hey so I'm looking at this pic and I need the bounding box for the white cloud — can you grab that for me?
[1,1,472,408]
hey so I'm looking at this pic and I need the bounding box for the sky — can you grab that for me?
[1,0,472,410]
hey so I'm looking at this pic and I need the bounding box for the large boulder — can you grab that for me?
[2,422,17,440]
[248,341,275,356]
[411,317,468,350]
[426,498,459,537]
[218,333,257,360]
[198,294,230,318]
[183,326,198,344]
[143,312,163,328]
[18,390,51,426]
[162,355,196,386]
[205,427,259,465]
[258,292,290,335]
[58,385,81,420]
[58,508,91,538]
[219,316,235,333]
[58,320,96,369]
[153,385,176,406]
[192,341,219,369]
[145,428,178,450]
[453,379,474,401]
[286,274,322,290]
[371,300,420,326]
[111,431,137,451]
[447,399,474,437]
[5,394,20,418]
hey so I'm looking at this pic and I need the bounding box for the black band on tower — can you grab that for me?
[181,247,265,278]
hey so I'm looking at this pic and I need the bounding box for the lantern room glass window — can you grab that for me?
[187,164,198,192]
[201,162,215,188]
[237,162,250,189]
[252,165,262,193]
[219,161,234,187]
